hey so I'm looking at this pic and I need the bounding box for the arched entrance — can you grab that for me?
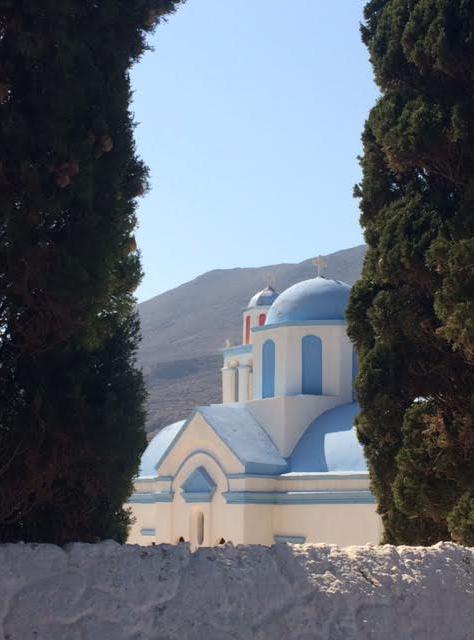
[171,451,229,547]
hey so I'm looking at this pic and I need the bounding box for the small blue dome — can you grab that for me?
[139,420,186,477]
[247,285,278,308]
[290,403,366,473]
[265,277,350,325]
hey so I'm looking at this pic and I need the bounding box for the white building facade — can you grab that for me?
[128,276,381,547]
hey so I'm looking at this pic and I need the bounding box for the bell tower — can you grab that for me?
[221,283,279,404]
[241,283,278,345]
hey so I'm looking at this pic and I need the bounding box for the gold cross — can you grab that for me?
[312,255,327,277]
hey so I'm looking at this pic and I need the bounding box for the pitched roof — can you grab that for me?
[197,405,288,474]
[138,404,288,479]
[181,466,216,496]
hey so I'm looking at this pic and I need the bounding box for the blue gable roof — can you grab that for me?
[198,405,288,475]
[181,466,216,493]
[181,466,216,503]
[290,403,367,473]
[138,405,288,480]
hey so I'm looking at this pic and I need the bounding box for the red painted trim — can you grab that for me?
[245,315,251,344]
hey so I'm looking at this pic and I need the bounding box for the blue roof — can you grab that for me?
[290,403,367,473]
[139,420,186,477]
[247,286,279,309]
[266,277,351,325]
[138,406,288,478]
[198,405,288,474]
[181,466,216,494]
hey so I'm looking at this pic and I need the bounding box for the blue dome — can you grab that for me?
[290,403,367,473]
[139,420,186,477]
[247,285,278,309]
[265,277,350,325]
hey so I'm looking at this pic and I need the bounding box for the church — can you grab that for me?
[128,270,381,547]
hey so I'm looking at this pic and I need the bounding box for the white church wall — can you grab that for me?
[227,475,277,492]
[242,306,271,344]
[246,395,341,456]
[208,495,244,545]
[252,324,353,403]
[169,494,246,547]
[127,502,170,545]
[221,366,237,403]
[129,499,404,549]
[226,472,373,492]
[130,494,244,548]
[276,473,370,492]
[273,503,381,545]
[170,449,232,546]
[226,474,371,494]
[242,504,275,545]
[128,504,151,544]
[237,364,252,402]
[170,494,212,546]
[132,478,156,491]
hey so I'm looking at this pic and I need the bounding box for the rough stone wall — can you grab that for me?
[0,541,472,640]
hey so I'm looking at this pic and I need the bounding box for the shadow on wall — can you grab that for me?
[0,541,470,639]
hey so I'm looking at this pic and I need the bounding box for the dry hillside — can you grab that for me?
[138,244,366,434]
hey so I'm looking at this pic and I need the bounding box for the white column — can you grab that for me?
[222,367,237,403]
[248,370,253,401]
[238,365,251,402]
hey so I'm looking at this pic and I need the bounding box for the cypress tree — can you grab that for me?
[348,0,474,545]
[0,1,181,544]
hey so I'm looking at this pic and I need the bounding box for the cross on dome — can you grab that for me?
[312,255,327,277]
[263,272,275,289]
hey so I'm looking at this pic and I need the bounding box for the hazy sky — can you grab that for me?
[131,1,378,302]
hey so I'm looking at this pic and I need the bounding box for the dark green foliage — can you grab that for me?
[0,0,182,543]
[348,0,474,545]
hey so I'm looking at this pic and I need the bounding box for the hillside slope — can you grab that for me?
[138,244,366,433]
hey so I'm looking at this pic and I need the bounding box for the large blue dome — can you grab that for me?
[290,403,367,473]
[265,277,350,325]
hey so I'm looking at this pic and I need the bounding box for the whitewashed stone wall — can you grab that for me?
[0,541,472,640]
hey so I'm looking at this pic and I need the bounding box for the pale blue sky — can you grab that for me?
[131,1,378,302]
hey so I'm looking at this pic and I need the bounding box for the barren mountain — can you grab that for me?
[138,244,366,435]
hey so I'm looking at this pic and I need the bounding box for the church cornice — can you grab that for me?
[252,319,347,332]
[128,491,174,504]
[222,490,375,505]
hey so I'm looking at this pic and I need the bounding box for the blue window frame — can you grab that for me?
[262,339,275,398]
[302,335,322,395]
